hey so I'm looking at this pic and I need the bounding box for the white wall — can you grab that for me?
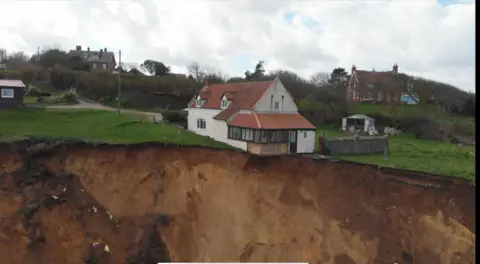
[187,108,221,137]
[187,108,247,150]
[253,79,298,112]
[296,130,316,153]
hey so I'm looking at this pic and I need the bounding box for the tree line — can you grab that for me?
[0,46,474,119]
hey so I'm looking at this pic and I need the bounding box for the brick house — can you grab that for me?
[67,45,116,72]
[347,64,404,103]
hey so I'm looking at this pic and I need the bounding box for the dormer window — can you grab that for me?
[196,97,203,107]
[221,98,229,109]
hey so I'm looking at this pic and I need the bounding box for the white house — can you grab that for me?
[187,77,316,155]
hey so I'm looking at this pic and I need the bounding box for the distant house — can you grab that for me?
[347,64,403,103]
[0,79,26,109]
[67,45,116,72]
[187,77,316,155]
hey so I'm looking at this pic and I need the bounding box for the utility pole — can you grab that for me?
[117,49,122,115]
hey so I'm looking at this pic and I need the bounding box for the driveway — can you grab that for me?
[45,99,163,121]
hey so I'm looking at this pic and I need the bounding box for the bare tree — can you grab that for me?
[187,62,206,82]
[0,48,6,62]
[7,51,29,63]
[310,72,330,88]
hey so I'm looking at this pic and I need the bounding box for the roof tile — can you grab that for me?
[229,112,315,129]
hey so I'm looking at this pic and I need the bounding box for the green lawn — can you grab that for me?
[315,127,475,180]
[0,108,232,149]
[0,108,474,180]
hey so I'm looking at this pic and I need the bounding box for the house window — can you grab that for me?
[221,99,229,108]
[274,101,279,110]
[196,119,206,129]
[102,63,107,70]
[1,88,14,98]
[92,63,97,69]
[303,131,307,138]
[2,89,14,98]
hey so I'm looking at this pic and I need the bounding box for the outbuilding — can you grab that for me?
[341,114,376,134]
[0,79,26,110]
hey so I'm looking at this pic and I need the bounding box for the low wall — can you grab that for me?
[321,135,389,155]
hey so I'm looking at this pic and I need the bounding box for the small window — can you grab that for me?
[274,101,279,110]
[102,63,107,70]
[92,63,97,68]
[221,99,229,108]
[1,88,14,98]
[196,119,206,129]
[303,131,307,138]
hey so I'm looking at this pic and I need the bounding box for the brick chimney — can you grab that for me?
[351,65,356,74]
[393,63,398,73]
[76,45,81,51]
[104,47,107,52]
[87,47,90,52]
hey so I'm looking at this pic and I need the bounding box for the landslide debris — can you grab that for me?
[0,139,476,264]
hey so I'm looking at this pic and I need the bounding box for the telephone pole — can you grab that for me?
[117,49,122,115]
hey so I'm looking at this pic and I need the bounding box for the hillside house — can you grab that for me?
[187,77,316,155]
[67,45,116,72]
[347,64,404,103]
[0,79,25,109]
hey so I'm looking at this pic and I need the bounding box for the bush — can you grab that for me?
[163,110,187,123]
[62,92,78,104]
[36,97,45,103]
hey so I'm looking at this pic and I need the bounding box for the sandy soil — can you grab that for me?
[0,140,475,264]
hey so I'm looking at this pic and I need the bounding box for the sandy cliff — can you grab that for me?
[0,140,475,264]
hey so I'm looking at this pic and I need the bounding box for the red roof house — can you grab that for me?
[347,64,403,103]
[187,77,316,155]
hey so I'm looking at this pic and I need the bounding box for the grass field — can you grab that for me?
[0,108,231,149]
[316,126,475,180]
[0,108,475,180]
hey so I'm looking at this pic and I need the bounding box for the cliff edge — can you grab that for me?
[0,139,475,264]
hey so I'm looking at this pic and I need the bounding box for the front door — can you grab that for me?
[289,130,297,153]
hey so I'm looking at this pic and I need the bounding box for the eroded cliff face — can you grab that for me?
[0,140,475,264]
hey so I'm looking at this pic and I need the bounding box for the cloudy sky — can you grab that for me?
[0,0,475,91]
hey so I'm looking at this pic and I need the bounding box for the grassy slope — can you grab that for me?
[0,108,231,149]
[316,126,475,180]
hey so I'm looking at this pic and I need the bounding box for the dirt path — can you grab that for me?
[46,99,163,121]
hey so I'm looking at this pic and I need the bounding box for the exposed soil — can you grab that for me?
[0,139,475,264]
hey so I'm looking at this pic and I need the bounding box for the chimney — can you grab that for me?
[76,45,81,51]
[104,47,107,52]
[393,63,398,73]
[87,47,90,52]
[351,65,356,73]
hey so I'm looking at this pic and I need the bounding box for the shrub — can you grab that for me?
[62,92,78,104]
[36,97,45,103]
[163,110,187,123]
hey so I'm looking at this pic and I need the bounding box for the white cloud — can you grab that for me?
[0,0,475,92]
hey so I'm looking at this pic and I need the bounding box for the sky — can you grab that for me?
[0,0,475,92]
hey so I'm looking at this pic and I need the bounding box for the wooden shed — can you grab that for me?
[0,79,26,110]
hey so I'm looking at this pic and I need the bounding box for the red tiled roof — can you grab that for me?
[229,112,315,129]
[354,70,394,85]
[188,80,274,120]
